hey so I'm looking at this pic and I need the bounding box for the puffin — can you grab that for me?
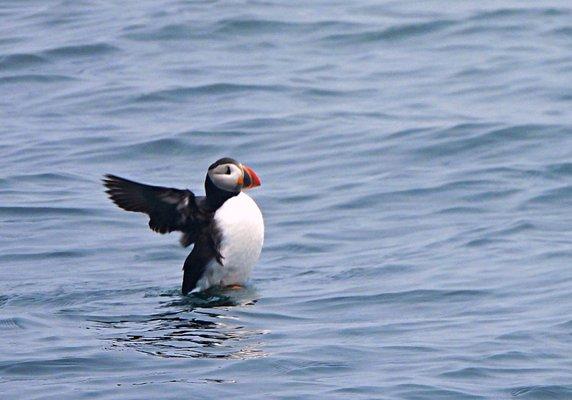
[102,157,264,295]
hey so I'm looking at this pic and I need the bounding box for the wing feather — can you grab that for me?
[103,174,199,242]
[181,223,223,295]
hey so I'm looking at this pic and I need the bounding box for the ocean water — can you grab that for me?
[1,0,572,398]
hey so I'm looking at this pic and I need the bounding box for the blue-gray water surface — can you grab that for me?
[1,1,572,399]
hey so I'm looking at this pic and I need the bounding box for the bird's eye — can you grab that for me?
[226,166,231,175]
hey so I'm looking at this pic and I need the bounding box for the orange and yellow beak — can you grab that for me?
[239,164,261,189]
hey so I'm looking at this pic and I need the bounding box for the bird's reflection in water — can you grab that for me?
[97,286,267,359]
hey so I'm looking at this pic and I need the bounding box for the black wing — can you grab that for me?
[103,174,201,245]
[182,223,223,295]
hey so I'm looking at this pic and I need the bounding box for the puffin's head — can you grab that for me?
[206,157,261,194]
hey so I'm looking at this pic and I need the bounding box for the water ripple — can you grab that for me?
[322,20,455,45]
[43,43,119,58]
[0,53,48,70]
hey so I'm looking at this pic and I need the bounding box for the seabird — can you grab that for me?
[103,157,264,295]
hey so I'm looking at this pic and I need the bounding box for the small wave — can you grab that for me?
[464,220,536,248]
[0,250,86,262]
[465,237,505,248]
[0,53,48,70]
[215,18,306,34]
[413,124,562,160]
[484,350,530,361]
[441,366,545,379]
[469,7,570,21]
[392,383,486,399]
[298,86,375,99]
[0,206,96,217]
[216,18,359,35]
[511,385,572,399]
[496,330,534,341]
[440,367,491,379]
[0,172,87,185]
[267,241,332,254]
[124,19,361,41]
[327,179,498,211]
[8,288,144,309]
[43,43,119,58]
[330,264,417,280]
[552,27,572,37]
[0,355,117,376]
[554,319,572,330]
[0,316,46,330]
[0,74,75,84]
[523,185,572,207]
[122,23,203,41]
[436,206,486,215]
[134,83,286,103]
[300,289,488,309]
[321,20,454,45]
[119,137,215,157]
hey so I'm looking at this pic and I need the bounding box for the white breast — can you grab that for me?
[194,192,264,292]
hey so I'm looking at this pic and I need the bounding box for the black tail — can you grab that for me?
[180,224,222,295]
[181,243,210,295]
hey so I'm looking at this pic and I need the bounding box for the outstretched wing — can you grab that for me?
[103,174,201,244]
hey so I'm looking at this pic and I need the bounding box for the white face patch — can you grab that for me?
[208,163,243,192]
